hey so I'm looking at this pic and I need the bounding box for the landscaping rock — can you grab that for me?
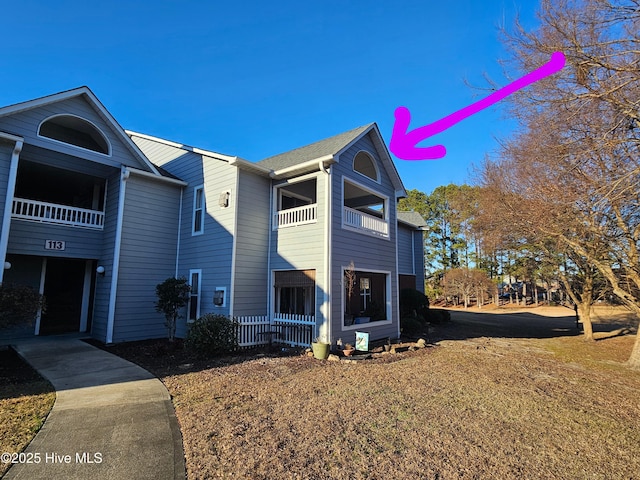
[416,338,427,348]
[327,354,340,362]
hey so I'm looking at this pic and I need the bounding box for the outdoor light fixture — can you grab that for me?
[219,191,230,208]
[3,261,11,270]
[96,265,106,276]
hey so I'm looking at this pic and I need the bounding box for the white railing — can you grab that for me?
[12,197,105,229]
[274,204,317,229]
[234,314,315,348]
[343,206,388,237]
[272,314,315,348]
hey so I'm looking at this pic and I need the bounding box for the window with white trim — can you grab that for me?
[353,151,379,182]
[192,186,204,235]
[188,269,202,322]
[344,269,389,327]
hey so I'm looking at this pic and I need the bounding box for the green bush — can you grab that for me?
[426,309,451,324]
[400,288,430,319]
[0,283,44,328]
[401,316,425,335]
[186,313,239,357]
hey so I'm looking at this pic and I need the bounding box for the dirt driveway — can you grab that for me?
[437,304,637,341]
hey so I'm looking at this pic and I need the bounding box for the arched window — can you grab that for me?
[38,115,111,155]
[353,151,379,182]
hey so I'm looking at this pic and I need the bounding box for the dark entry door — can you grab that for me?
[40,258,86,335]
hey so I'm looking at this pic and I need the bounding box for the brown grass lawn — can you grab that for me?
[107,305,640,480]
[0,348,55,477]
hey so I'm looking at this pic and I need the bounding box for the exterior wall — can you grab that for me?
[269,172,328,337]
[91,169,122,342]
[397,224,415,275]
[413,230,425,293]
[330,133,399,343]
[111,174,181,342]
[233,169,270,316]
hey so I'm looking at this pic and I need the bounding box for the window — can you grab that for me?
[38,115,111,155]
[274,270,316,316]
[188,269,202,322]
[344,269,389,327]
[192,186,204,235]
[353,151,379,182]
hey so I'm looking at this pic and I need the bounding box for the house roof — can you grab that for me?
[397,211,428,229]
[0,86,161,176]
[258,124,373,171]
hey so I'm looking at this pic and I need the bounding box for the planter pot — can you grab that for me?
[311,342,330,360]
[354,316,370,324]
[343,348,355,357]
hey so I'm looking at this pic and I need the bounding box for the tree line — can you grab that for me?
[399,0,640,367]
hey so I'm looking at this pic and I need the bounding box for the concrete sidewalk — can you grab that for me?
[5,336,185,480]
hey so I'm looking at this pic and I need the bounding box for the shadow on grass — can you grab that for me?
[0,347,54,400]
[431,308,638,343]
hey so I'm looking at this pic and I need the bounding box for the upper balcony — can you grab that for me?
[273,178,318,230]
[342,179,389,238]
[10,160,106,230]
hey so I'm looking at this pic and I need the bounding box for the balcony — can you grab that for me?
[274,203,317,229]
[343,206,388,237]
[12,198,105,229]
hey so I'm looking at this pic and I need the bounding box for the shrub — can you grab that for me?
[401,316,425,335]
[186,314,239,357]
[400,288,430,319]
[426,309,451,324]
[0,284,44,328]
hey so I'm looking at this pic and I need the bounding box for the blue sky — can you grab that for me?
[1,0,540,195]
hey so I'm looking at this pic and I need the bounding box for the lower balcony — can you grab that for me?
[12,197,105,229]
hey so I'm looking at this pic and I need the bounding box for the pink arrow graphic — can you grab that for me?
[390,51,566,161]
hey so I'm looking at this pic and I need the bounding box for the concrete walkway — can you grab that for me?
[5,336,185,480]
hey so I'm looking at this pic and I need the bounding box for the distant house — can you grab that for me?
[0,87,425,346]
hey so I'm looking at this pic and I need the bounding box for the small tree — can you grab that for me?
[155,276,190,342]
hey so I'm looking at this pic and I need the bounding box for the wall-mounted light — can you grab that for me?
[219,191,230,208]
[214,287,226,306]
[96,265,106,276]
[3,261,11,270]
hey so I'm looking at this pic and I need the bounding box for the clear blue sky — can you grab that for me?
[1,0,540,195]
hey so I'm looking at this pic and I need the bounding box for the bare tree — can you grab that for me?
[488,0,640,365]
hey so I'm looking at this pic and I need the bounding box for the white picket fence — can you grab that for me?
[235,314,315,348]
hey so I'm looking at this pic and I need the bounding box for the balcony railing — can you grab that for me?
[12,197,105,229]
[274,203,317,229]
[343,206,388,237]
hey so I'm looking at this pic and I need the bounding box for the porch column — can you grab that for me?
[0,133,24,283]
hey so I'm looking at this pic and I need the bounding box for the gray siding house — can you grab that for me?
[1,87,425,347]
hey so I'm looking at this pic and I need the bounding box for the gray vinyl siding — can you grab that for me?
[330,133,399,342]
[111,175,181,342]
[233,170,270,316]
[91,170,122,342]
[397,224,414,275]
[270,172,328,329]
[413,230,425,292]
[7,221,103,258]
[0,96,152,172]
[0,141,13,230]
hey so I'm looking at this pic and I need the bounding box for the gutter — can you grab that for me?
[270,155,335,179]
[0,132,24,283]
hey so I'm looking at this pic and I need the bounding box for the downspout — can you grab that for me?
[0,134,23,283]
[320,160,331,343]
[229,167,240,318]
[395,198,401,339]
[266,179,273,323]
[106,166,129,344]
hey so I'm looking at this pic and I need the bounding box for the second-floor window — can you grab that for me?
[192,186,204,235]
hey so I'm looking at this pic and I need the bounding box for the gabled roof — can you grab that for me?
[258,124,372,171]
[397,211,428,229]
[0,86,160,175]
[257,123,407,196]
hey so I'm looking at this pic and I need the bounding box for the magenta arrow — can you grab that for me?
[390,51,566,161]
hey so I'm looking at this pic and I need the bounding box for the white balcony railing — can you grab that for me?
[274,203,317,229]
[343,206,388,237]
[12,197,105,229]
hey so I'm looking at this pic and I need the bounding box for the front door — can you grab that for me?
[39,258,86,335]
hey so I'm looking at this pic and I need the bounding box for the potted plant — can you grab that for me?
[311,337,330,360]
[342,343,355,356]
